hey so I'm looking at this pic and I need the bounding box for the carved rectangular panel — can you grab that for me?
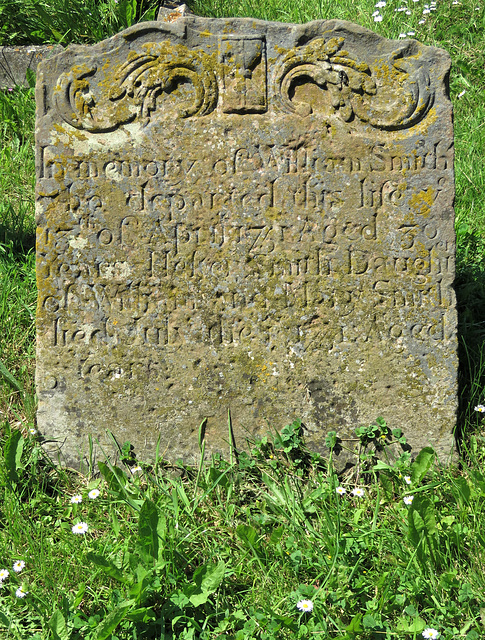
[35,17,457,468]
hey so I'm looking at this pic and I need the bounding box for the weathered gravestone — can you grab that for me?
[35,16,457,467]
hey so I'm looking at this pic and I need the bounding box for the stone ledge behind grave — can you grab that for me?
[35,16,457,469]
[0,45,62,88]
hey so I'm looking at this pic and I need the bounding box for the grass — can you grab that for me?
[0,0,160,45]
[1,0,485,637]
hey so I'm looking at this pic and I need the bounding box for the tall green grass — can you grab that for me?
[0,423,484,639]
[0,0,160,45]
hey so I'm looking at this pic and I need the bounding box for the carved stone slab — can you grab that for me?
[35,17,457,467]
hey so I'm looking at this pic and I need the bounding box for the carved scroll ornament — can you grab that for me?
[53,43,218,131]
[273,36,433,130]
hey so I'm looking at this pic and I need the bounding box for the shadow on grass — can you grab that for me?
[455,230,485,450]
[0,223,35,256]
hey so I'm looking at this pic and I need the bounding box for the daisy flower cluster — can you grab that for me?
[68,488,101,535]
[70,487,101,504]
[0,561,28,598]
[335,486,365,497]
[371,0,439,38]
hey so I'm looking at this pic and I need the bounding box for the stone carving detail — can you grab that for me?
[54,43,218,131]
[111,43,219,123]
[219,35,267,113]
[53,33,433,132]
[273,36,433,129]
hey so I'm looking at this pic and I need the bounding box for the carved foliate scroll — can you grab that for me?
[54,42,218,131]
[273,36,433,130]
[52,26,434,132]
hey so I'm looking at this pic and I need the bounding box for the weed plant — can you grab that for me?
[1,0,485,637]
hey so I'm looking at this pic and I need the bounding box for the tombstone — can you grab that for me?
[35,16,457,468]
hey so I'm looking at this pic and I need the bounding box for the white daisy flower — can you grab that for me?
[351,487,365,498]
[336,486,346,495]
[0,569,9,581]
[72,522,89,535]
[297,600,314,612]
[422,629,440,640]
[88,489,100,500]
[403,495,414,505]
[12,561,25,573]
[15,587,28,598]
[70,495,82,504]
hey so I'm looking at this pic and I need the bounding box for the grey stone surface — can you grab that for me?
[35,16,457,468]
[0,45,62,88]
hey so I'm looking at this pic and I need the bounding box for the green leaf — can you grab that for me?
[73,583,86,609]
[125,0,137,26]
[346,613,363,634]
[0,359,23,392]
[125,607,157,622]
[138,499,160,562]
[410,447,435,484]
[404,604,417,617]
[236,524,259,549]
[396,616,426,632]
[0,611,11,628]
[86,552,130,584]
[97,461,142,509]
[94,601,134,640]
[362,614,377,629]
[407,495,438,569]
[49,610,70,640]
[411,495,437,536]
[187,561,226,607]
[373,460,393,471]
[110,505,121,537]
[195,560,225,592]
[379,472,394,500]
[325,431,337,449]
[98,461,127,491]
[268,525,284,546]
[5,429,24,484]
[453,476,471,505]
[128,564,151,600]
